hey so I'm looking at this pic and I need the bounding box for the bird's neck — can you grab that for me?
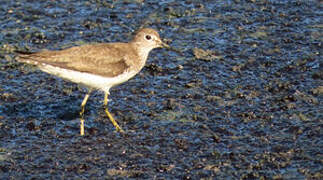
[131,42,154,70]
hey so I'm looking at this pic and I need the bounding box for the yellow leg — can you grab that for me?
[80,90,91,136]
[104,92,124,133]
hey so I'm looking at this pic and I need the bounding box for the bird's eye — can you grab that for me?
[145,35,152,40]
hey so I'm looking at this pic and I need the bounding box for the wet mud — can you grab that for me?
[0,0,322,179]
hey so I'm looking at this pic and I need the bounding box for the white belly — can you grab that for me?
[39,64,138,93]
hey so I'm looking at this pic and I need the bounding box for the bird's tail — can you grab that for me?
[15,50,41,65]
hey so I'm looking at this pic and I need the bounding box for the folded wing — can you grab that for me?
[16,43,131,77]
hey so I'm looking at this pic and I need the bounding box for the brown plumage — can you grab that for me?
[15,28,170,135]
[17,43,133,77]
[16,28,168,79]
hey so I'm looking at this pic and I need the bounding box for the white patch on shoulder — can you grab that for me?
[38,64,138,93]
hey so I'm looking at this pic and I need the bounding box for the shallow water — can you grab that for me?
[0,0,322,179]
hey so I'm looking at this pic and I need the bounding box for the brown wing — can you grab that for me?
[16,43,132,77]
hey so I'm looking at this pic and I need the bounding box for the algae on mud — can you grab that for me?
[0,0,322,179]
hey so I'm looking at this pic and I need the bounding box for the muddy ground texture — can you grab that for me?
[0,0,322,179]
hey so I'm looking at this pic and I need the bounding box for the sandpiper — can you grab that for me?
[16,28,170,135]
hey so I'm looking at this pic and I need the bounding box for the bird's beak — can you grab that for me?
[158,39,184,55]
[159,40,170,49]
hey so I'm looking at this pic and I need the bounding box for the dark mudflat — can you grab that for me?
[0,0,321,179]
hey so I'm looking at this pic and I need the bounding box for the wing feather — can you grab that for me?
[16,43,133,77]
